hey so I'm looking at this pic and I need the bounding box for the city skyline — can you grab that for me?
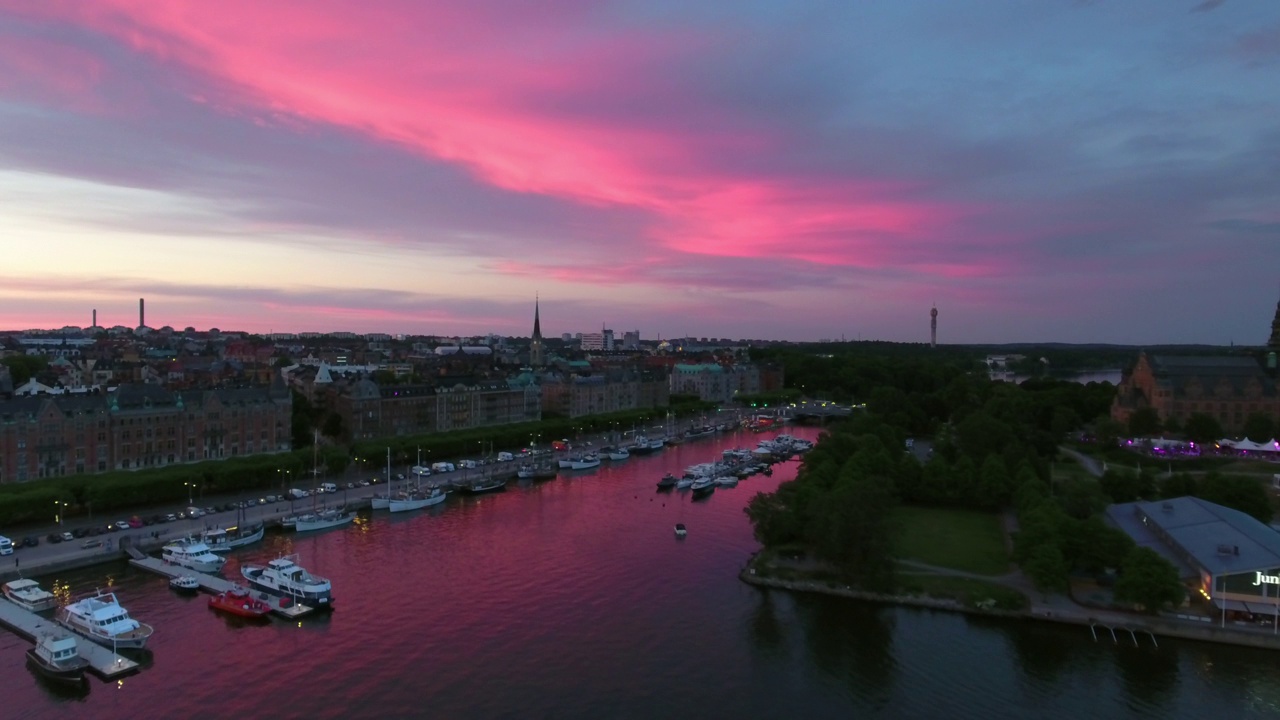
[1,2,1277,343]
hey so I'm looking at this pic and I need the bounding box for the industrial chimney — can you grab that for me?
[139,298,145,328]
[92,309,97,328]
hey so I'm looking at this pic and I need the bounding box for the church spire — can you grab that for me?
[530,295,545,367]
[1269,294,1280,350]
[533,294,542,341]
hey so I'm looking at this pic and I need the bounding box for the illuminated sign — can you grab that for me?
[1255,572,1280,587]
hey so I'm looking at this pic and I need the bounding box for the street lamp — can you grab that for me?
[184,481,194,505]
[55,500,67,528]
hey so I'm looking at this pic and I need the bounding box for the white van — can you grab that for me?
[321,482,338,494]
[431,462,455,473]
[458,459,477,470]
[496,452,514,462]
[0,535,13,555]
[411,465,432,477]
[289,488,310,500]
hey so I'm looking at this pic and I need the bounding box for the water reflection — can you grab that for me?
[23,662,90,703]
[1114,642,1179,714]
[747,590,788,660]
[999,618,1094,683]
[793,594,897,707]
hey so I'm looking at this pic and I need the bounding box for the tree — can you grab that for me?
[1094,416,1124,446]
[811,469,898,590]
[321,412,346,440]
[1197,473,1272,524]
[1242,413,1276,442]
[1183,413,1224,445]
[1099,469,1155,504]
[1113,547,1184,613]
[1127,407,1162,437]
[1022,544,1069,595]
[977,455,1013,509]
[1159,473,1198,499]
[1,355,48,385]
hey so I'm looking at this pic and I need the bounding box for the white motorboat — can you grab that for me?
[3,578,57,613]
[294,508,355,532]
[389,487,447,513]
[715,476,739,487]
[604,446,630,461]
[676,476,695,489]
[674,523,687,537]
[241,554,332,607]
[163,538,226,573]
[169,575,201,594]
[57,591,154,649]
[26,634,88,684]
[689,476,715,491]
[567,453,601,470]
[201,524,265,553]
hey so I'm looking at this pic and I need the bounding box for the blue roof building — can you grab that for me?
[1107,496,1280,614]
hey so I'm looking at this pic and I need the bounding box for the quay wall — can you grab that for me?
[739,566,1280,652]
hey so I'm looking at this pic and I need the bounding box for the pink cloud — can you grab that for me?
[2,0,998,276]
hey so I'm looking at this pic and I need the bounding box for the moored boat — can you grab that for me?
[26,634,89,684]
[389,486,447,513]
[604,446,631,461]
[295,507,355,532]
[201,523,265,553]
[567,453,601,470]
[656,473,678,489]
[692,484,715,500]
[57,591,154,650]
[241,554,332,607]
[169,575,201,594]
[208,586,272,619]
[162,538,226,573]
[674,523,687,537]
[3,578,57,613]
[459,477,508,494]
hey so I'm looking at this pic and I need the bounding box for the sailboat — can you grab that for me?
[371,446,394,510]
[294,441,355,532]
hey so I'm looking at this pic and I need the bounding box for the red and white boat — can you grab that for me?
[208,586,272,619]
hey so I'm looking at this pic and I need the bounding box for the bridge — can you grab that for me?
[783,400,856,421]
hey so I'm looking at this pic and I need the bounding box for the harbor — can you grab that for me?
[125,552,318,619]
[4,424,1280,719]
[0,598,139,680]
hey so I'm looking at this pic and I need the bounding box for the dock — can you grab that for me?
[128,554,318,619]
[0,598,140,679]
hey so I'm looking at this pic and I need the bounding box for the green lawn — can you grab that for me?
[896,575,1028,611]
[895,506,1010,576]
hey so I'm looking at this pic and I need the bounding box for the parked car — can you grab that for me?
[21,536,38,548]
[165,513,178,522]
[46,533,62,544]
[71,527,89,538]
[60,531,74,542]
[187,507,206,518]
[88,526,106,536]
[264,496,278,504]
[358,480,370,487]
[81,539,103,549]
[128,517,143,529]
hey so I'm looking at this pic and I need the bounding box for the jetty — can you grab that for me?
[127,549,318,619]
[0,598,140,679]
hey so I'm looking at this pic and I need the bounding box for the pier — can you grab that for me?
[0,598,140,679]
[127,553,318,619]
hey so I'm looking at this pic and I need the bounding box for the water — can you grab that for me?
[5,426,1280,719]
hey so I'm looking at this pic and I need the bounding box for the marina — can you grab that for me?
[127,554,318,618]
[0,598,139,679]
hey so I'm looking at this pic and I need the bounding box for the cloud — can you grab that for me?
[1190,0,1227,12]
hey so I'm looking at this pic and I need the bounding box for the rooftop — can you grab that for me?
[1106,496,1280,577]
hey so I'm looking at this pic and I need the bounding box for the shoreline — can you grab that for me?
[738,557,1280,652]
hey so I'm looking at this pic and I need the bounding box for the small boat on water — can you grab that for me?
[674,523,687,537]
[656,473,678,489]
[57,591,154,650]
[163,538,226,573]
[202,524,265,553]
[26,634,88,684]
[517,463,557,481]
[676,476,695,490]
[169,575,201,594]
[241,554,332,608]
[604,446,631,461]
[208,586,272,619]
[715,476,738,487]
[566,453,601,470]
[294,507,355,533]
[684,426,715,440]
[3,578,57,613]
[389,486,447,513]
[692,484,715,500]
[459,477,508,495]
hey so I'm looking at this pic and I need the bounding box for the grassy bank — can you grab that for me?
[895,506,1010,576]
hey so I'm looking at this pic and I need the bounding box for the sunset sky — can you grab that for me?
[1,1,1277,343]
